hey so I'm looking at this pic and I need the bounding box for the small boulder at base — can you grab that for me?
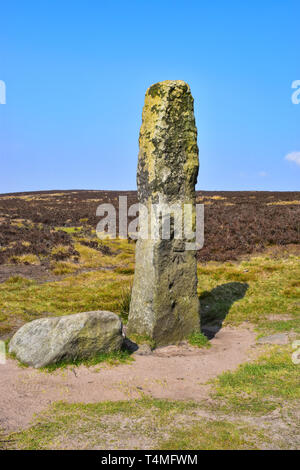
[9,310,123,368]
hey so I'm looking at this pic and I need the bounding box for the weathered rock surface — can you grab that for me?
[127,80,200,346]
[133,343,153,356]
[9,311,123,368]
[257,333,289,345]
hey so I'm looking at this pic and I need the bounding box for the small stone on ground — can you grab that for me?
[257,333,289,345]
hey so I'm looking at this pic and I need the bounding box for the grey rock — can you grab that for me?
[127,80,200,346]
[9,310,123,368]
[133,343,152,356]
[257,333,289,345]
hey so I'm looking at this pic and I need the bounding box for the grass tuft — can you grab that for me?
[50,261,79,275]
[212,346,300,415]
[188,331,211,348]
[159,420,262,450]
[41,350,133,373]
[116,285,132,322]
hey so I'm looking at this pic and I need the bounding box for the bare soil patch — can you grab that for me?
[0,264,57,284]
[0,325,256,433]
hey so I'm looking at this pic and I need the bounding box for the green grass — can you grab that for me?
[115,284,132,323]
[54,226,83,233]
[9,254,40,265]
[188,331,210,348]
[114,266,135,275]
[1,248,299,449]
[6,398,265,450]
[0,271,133,333]
[41,350,133,372]
[127,333,156,349]
[0,430,12,450]
[50,261,79,275]
[5,398,195,449]
[212,346,300,415]
[1,240,298,341]
[258,317,300,335]
[159,420,263,450]
[198,255,300,332]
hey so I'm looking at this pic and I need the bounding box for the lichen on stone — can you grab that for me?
[127,81,200,346]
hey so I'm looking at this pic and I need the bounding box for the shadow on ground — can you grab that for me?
[200,282,249,339]
[123,281,249,351]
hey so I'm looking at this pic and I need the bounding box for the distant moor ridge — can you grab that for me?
[0,190,299,263]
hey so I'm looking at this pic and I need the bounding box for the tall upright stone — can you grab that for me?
[127,80,200,346]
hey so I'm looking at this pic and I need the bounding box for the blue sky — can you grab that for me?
[0,0,299,193]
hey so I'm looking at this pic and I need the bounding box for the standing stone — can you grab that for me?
[127,80,200,346]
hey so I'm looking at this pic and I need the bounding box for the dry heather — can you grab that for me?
[0,190,299,263]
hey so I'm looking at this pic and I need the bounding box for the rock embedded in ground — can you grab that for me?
[9,311,123,368]
[257,333,289,345]
[133,343,152,356]
[127,80,200,346]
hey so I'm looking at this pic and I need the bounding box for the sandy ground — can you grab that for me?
[0,325,257,432]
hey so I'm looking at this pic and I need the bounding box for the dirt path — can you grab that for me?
[0,326,257,432]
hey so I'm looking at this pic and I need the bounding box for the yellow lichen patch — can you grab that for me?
[139,88,162,182]
[139,80,199,206]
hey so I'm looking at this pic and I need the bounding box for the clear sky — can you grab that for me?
[0,0,299,193]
